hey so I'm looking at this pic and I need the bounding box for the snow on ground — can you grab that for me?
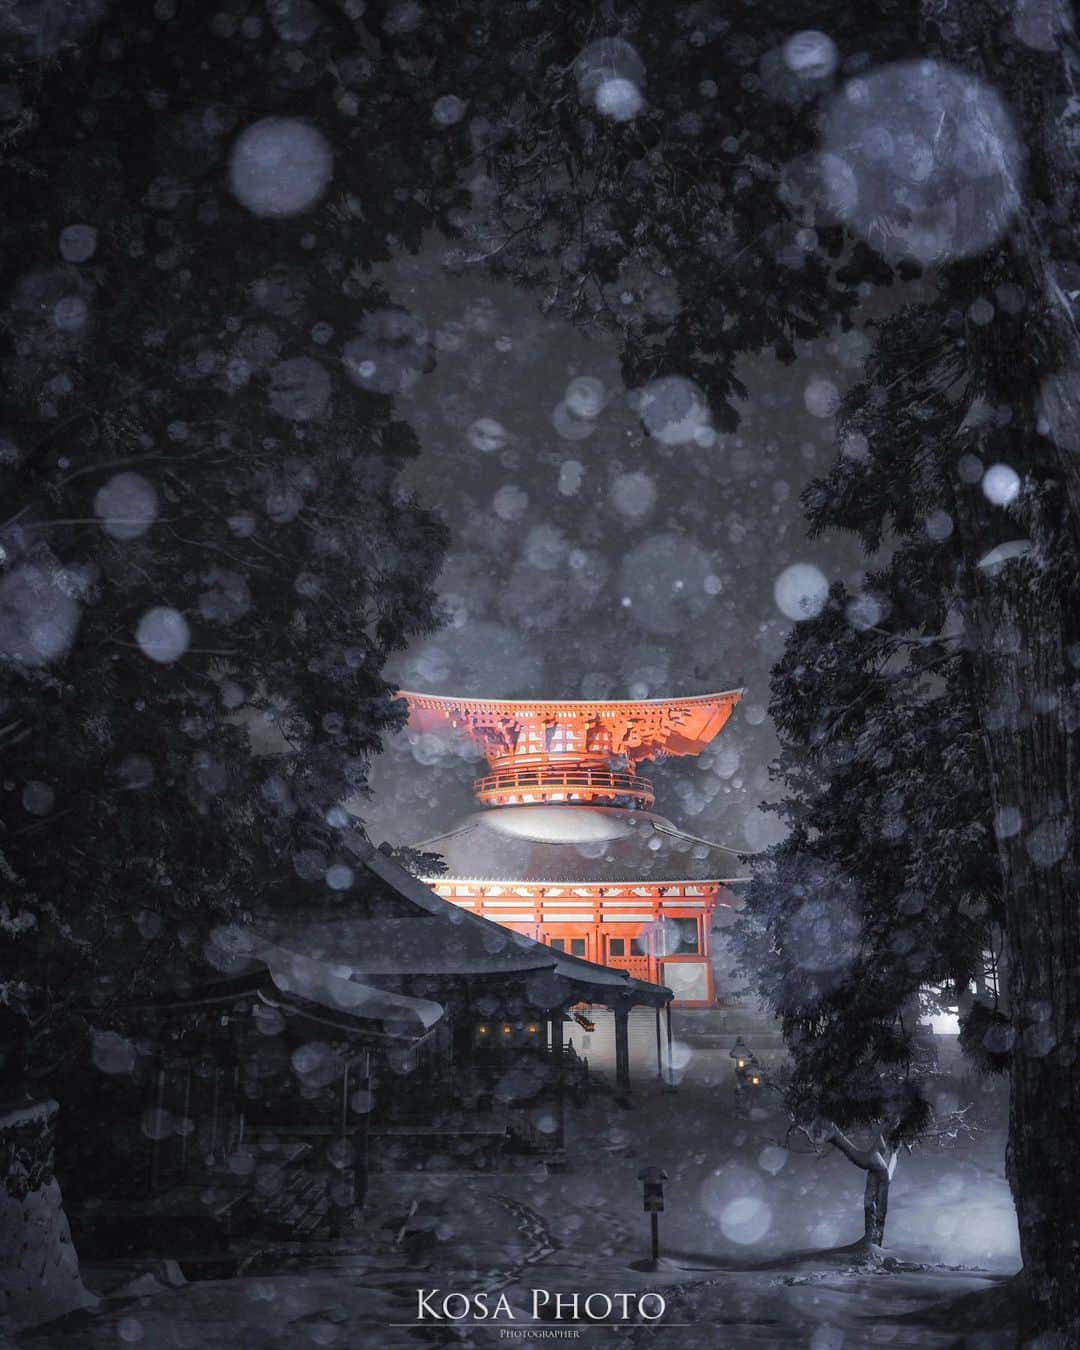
[21,1022,1018,1347]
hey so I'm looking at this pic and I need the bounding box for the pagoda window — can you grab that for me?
[570,938,586,957]
[630,936,648,956]
[549,938,566,952]
[660,918,701,955]
[608,938,626,957]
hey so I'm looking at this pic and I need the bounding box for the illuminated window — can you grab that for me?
[661,918,700,955]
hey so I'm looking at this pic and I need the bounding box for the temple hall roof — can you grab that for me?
[126,956,445,1043]
[231,838,673,1009]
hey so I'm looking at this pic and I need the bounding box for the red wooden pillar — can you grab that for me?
[613,1002,631,1092]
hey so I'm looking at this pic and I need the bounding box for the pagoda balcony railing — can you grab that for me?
[473,765,655,808]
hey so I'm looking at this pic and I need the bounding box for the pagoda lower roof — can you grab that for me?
[412,804,743,886]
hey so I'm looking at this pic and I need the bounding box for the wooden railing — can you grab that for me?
[473,764,654,807]
[606,955,653,981]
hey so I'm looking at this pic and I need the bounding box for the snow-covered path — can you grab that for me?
[25,1228,1016,1349]
[23,1034,1018,1347]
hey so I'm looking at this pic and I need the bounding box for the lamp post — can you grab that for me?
[730,1039,764,1114]
[637,1165,668,1266]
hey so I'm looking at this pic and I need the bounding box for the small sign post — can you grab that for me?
[637,1165,668,1266]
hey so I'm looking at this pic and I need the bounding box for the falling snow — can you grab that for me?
[2,4,1076,1344]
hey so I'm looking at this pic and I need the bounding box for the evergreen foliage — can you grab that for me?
[0,0,448,1090]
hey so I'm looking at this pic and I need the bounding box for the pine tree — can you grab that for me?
[777,0,1080,1320]
[0,1,447,1098]
[911,7,1080,1339]
[735,551,1000,1250]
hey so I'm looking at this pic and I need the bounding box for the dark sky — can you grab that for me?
[358,236,897,853]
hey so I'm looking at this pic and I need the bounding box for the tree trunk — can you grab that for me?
[819,1122,898,1249]
[863,1166,891,1247]
[967,570,1080,1344]
[918,5,1080,1339]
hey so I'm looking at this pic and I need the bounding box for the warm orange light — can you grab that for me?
[736,1059,746,1069]
[502,1025,512,1035]
[399,690,741,809]
[527,1025,537,1034]
[478,1026,488,1035]
[750,1075,761,1086]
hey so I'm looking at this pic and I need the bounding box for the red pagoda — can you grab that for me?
[400,690,745,1007]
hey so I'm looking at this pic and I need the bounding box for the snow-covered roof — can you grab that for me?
[411,805,744,885]
[259,948,445,1032]
[251,916,555,977]
[0,1099,58,1132]
[399,689,744,713]
[203,838,672,1011]
[250,837,557,975]
[551,951,669,1006]
[140,947,445,1042]
[357,843,672,1008]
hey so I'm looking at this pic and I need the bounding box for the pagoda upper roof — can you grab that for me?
[399,688,743,764]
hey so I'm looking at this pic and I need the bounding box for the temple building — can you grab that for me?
[401,690,746,1008]
[73,840,672,1256]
